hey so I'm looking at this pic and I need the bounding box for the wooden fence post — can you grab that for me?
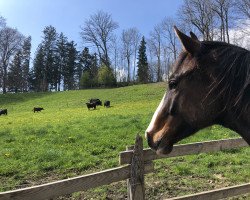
[127,134,145,200]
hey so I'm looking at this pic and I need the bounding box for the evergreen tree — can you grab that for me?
[78,47,98,88]
[42,25,58,91]
[92,53,99,85]
[79,71,91,89]
[78,47,91,85]
[63,41,78,90]
[55,32,68,91]
[27,68,36,91]
[8,51,22,93]
[33,45,45,91]
[137,36,149,83]
[21,36,31,92]
[32,27,80,91]
[98,64,116,87]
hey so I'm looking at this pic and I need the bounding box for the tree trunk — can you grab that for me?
[127,56,130,82]
[2,63,7,94]
[225,10,230,43]
[157,56,161,82]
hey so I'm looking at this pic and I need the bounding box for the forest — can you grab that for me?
[0,0,249,93]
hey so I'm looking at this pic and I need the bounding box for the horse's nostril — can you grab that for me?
[147,135,152,147]
[146,132,161,151]
[146,133,155,148]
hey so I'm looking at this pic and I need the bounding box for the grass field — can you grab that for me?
[0,83,249,199]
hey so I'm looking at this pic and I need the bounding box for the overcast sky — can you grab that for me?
[0,0,183,58]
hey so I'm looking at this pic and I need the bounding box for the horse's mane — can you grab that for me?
[200,41,250,115]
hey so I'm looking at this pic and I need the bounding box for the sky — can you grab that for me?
[0,0,183,59]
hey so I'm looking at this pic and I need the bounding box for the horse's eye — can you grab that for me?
[168,80,177,90]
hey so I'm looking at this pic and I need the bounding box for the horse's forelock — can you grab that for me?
[171,51,200,82]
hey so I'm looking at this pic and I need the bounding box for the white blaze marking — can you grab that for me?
[145,93,166,137]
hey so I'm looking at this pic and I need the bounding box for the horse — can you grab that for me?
[146,26,250,155]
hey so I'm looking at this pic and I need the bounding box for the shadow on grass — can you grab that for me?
[0,92,56,106]
[103,105,114,108]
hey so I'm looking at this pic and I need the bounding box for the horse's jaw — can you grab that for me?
[156,142,173,155]
[220,111,250,145]
[146,127,176,155]
[146,124,197,155]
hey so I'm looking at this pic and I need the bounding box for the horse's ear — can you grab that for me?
[174,26,201,55]
[190,31,199,41]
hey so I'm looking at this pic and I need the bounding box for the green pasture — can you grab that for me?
[0,83,249,199]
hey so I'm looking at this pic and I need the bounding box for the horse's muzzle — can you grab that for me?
[146,131,173,155]
[146,132,158,151]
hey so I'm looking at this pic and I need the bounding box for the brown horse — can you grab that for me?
[146,26,250,155]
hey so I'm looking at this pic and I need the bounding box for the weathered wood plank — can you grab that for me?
[166,183,250,200]
[0,163,154,200]
[120,138,248,165]
[126,145,135,150]
[127,135,145,200]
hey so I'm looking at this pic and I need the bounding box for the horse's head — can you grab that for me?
[146,27,226,155]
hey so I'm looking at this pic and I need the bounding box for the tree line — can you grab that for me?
[0,0,249,93]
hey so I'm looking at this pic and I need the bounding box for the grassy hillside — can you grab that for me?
[0,83,249,199]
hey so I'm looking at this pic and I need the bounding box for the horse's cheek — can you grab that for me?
[168,92,178,115]
[177,94,200,125]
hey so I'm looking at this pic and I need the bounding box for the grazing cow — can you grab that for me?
[90,98,102,106]
[33,107,44,113]
[0,109,7,115]
[104,101,110,108]
[86,102,96,110]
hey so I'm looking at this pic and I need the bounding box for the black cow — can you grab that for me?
[90,98,102,106]
[86,102,96,110]
[33,107,44,113]
[0,109,7,115]
[104,101,110,108]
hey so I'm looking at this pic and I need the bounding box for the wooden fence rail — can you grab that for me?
[0,136,249,200]
[167,183,250,200]
[0,164,153,200]
[120,138,248,165]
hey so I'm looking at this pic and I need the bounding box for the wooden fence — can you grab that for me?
[0,136,249,200]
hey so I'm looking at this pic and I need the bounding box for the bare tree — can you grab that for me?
[110,35,119,80]
[162,17,179,61]
[212,0,234,43]
[235,0,250,35]
[0,16,6,28]
[131,28,141,82]
[147,39,156,81]
[149,24,164,82]
[160,17,182,80]
[80,10,118,68]
[120,28,141,83]
[0,16,6,90]
[179,0,216,41]
[236,0,250,19]
[121,28,134,82]
[0,27,23,93]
